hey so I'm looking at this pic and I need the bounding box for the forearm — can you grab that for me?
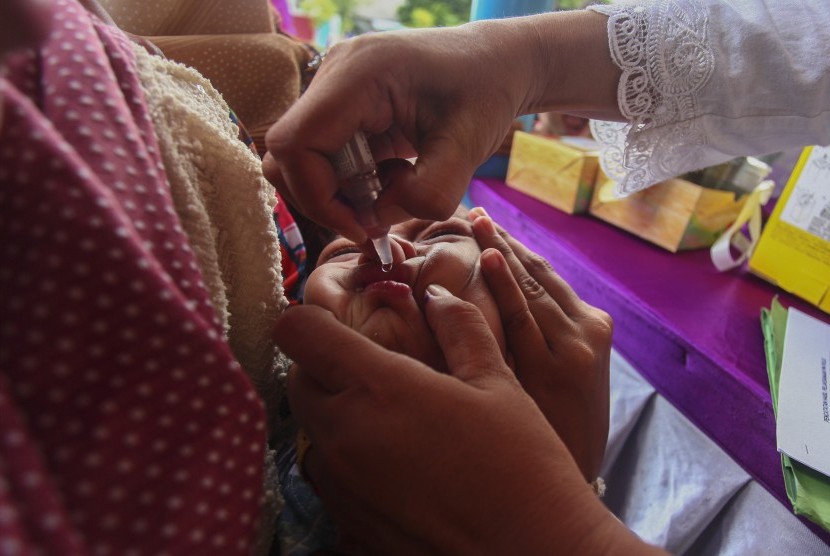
[526,10,621,120]
[578,510,670,556]
[497,480,667,556]
[459,11,621,121]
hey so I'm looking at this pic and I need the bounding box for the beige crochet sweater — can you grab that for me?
[132,44,290,556]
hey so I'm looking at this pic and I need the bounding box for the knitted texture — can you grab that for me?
[133,45,291,434]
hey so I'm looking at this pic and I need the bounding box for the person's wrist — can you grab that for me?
[482,461,614,555]
[522,482,667,556]
[523,10,622,120]
[574,508,670,556]
[490,474,666,556]
[457,17,542,120]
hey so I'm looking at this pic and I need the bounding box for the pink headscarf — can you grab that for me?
[0,1,266,553]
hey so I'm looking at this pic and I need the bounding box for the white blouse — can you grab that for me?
[588,0,830,194]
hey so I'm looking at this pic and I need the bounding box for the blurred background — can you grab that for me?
[280,0,609,50]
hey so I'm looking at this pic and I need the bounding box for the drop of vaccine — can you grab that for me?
[381,262,392,273]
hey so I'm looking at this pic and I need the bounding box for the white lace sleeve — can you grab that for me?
[588,0,830,195]
[588,0,714,194]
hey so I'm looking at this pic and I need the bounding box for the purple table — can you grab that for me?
[468,178,830,543]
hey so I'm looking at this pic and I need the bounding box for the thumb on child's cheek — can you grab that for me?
[423,285,513,385]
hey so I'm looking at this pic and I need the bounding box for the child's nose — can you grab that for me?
[389,235,418,264]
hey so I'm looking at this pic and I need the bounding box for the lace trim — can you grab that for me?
[588,0,714,194]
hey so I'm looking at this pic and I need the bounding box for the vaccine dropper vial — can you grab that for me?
[330,131,393,271]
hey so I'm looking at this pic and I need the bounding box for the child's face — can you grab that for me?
[304,208,506,372]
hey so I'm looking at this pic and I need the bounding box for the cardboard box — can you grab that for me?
[589,176,751,252]
[749,146,830,314]
[505,132,599,214]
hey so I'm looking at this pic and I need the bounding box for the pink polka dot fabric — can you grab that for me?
[0,1,266,554]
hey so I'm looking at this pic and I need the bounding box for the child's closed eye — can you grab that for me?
[418,220,472,243]
[319,241,362,263]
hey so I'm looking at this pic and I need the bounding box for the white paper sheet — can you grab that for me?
[776,307,830,476]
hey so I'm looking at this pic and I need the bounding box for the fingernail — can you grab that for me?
[480,249,502,271]
[425,284,452,299]
[468,206,489,220]
[477,215,497,235]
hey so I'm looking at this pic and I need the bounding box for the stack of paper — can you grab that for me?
[762,299,830,531]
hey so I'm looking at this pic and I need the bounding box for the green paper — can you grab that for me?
[761,298,830,532]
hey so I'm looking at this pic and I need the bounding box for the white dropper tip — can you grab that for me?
[372,234,393,272]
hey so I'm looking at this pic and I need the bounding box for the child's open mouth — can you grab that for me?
[354,260,422,293]
[363,280,412,296]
